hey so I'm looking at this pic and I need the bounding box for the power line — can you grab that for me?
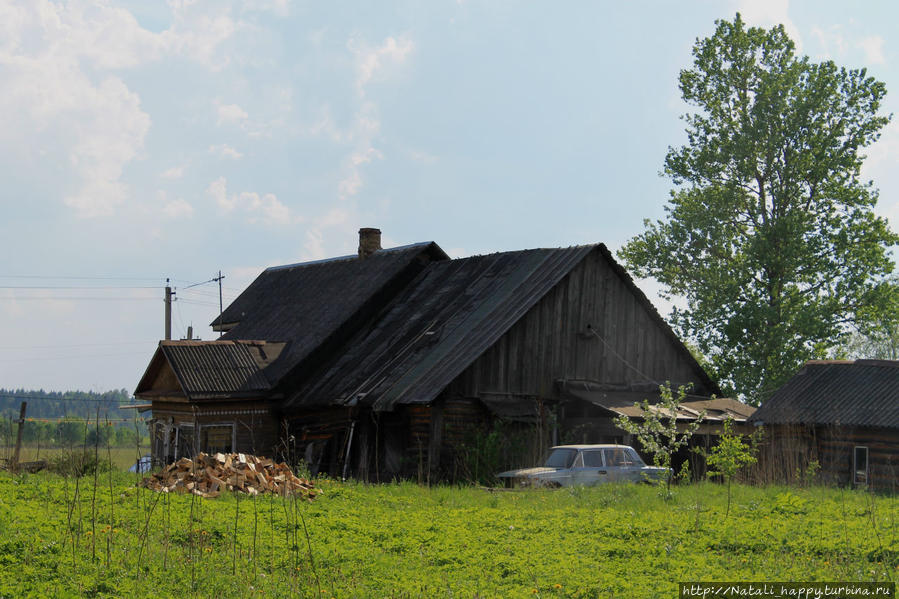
[0,297,159,301]
[0,275,163,281]
[0,351,151,362]
[0,285,161,290]
[0,341,155,350]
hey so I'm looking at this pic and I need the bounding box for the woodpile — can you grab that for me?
[139,452,317,499]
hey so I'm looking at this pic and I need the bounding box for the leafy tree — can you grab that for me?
[706,418,759,518]
[614,383,704,495]
[619,14,898,403]
[834,274,899,360]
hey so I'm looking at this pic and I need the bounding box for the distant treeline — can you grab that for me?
[0,388,132,420]
[0,389,148,448]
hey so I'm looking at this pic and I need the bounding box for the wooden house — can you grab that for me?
[136,229,723,480]
[749,360,899,491]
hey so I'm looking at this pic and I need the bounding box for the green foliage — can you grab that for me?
[47,449,113,478]
[836,276,899,360]
[0,388,148,449]
[619,14,898,403]
[0,474,895,597]
[707,419,758,481]
[0,388,131,420]
[613,383,704,493]
[706,419,760,517]
[772,490,809,515]
[455,421,544,485]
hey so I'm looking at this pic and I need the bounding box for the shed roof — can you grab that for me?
[213,242,448,384]
[749,360,899,429]
[558,379,751,421]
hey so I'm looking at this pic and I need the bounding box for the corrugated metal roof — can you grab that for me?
[749,360,899,429]
[287,245,596,410]
[212,242,448,384]
[159,340,283,399]
[559,380,753,422]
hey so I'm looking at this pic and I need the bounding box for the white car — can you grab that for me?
[497,444,667,487]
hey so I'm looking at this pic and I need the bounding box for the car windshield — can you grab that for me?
[543,448,577,469]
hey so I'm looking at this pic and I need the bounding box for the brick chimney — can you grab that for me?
[358,227,382,259]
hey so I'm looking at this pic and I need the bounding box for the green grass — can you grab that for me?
[0,473,895,597]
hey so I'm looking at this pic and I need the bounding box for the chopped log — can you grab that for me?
[139,452,317,499]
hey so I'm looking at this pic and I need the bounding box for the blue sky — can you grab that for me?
[2,0,898,392]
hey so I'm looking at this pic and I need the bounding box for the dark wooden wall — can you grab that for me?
[151,398,280,462]
[448,247,712,400]
[752,424,899,491]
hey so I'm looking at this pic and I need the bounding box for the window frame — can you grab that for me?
[199,423,236,455]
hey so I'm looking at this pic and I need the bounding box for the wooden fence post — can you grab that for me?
[11,401,27,472]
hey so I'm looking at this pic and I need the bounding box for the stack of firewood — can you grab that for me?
[139,452,317,499]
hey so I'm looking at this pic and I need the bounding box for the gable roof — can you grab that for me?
[286,245,594,410]
[286,244,718,411]
[213,242,448,385]
[135,340,285,400]
[749,360,899,429]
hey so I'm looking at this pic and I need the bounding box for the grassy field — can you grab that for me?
[0,446,150,470]
[0,471,895,598]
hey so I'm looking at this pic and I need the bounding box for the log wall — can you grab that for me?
[450,248,713,400]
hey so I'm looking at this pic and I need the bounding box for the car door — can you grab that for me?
[571,449,609,486]
[603,447,642,482]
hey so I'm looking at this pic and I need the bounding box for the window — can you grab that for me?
[582,450,604,467]
[544,448,577,468]
[625,447,645,466]
[176,425,194,459]
[853,446,868,487]
[603,448,632,467]
[201,425,234,454]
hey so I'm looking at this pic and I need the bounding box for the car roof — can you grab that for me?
[548,444,634,450]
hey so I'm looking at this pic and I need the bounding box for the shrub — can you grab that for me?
[48,449,113,477]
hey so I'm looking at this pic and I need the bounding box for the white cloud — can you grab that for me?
[162,2,237,70]
[157,191,194,219]
[350,35,415,95]
[858,35,886,65]
[242,0,291,17]
[161,165,186,179]
[331,36,415,202]
[735,0,802,51]
[207,176,232,211]
[206,176,293,225]
[0,19,151,217]
[216,103,249,126]
[303,228,326,260]
[0,1,243,218]
[209,143,243,159]
[810,25,848,59]
[301,209,355,260]
[163,197,195,219]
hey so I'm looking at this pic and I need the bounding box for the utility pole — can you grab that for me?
[11,401,26,472]
[164,279,175,341]
[213,271,225,338]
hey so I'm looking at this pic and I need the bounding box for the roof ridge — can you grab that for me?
[266,241,437,272]
[452,243,600,261]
